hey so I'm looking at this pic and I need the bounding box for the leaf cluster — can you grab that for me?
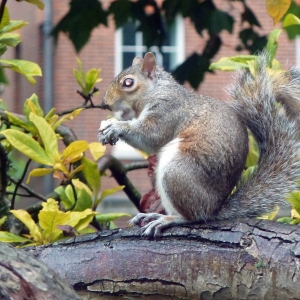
[0,7,41,84]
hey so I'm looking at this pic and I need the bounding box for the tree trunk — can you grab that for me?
[0,243,81,300]
[29,219,300,300]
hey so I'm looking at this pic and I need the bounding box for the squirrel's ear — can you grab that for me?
[132,57,143,66]
[141,52,156,79]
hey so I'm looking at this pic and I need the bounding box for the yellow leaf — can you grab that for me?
[29,113,58,163]
[0,216,7,227]
[291,208,300,219]
[53,162,69,176]
[0,231,32,243]
[38,210,70,243]
[66,209,98,232]
[42,198,59,211]
[61,140,89,164]
[265,0,292,25]
[1,129,53,165]
[26,168,53,184]
[89,142,106,161]
[10,210,43,243]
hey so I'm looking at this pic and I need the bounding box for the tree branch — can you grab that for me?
[98,155,142,210]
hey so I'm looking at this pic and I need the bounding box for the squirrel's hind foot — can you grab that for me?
[129,213,187,237]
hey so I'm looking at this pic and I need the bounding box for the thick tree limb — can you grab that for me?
[0,243,81,299]
[29,219,300,299]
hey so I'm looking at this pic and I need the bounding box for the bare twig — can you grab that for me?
[11,159,32,209]
[8,176,47,202]
[56,103,104,117]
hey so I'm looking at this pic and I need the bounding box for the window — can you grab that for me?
[115,15,185,74]
[113,16,185,160]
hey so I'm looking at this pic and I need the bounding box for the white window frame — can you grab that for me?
[113,15,185,160]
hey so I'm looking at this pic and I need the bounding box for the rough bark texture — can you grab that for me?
[28,219,300,300]
[0,243,81,300]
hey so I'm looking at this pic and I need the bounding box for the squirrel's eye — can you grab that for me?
[122,78,134,87]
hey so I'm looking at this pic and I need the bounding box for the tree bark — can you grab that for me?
[26,219,300,300]
[0,243,81,300]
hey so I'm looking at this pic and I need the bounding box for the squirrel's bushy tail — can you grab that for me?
[216,54,300,220]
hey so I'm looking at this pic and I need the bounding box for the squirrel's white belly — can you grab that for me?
[156,138,182,216]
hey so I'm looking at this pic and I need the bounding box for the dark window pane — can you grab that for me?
[123,22,136,46]
[123,52,136,69]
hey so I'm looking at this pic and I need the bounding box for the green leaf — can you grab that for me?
[0,231,32,243]
[209,10,234,35]
[277,217,293,224]
[95,212,131,223]
[0,20,28,35]
[24,0,44,10]
[24,94,44,118]
[73,187,93,212]
[1,129,53,165]
[83,68,101,95]
[0,7,10,30]
[172,53,210,89]
[210,57,249,71]
[0,44,7,56]
[0,59,42,84]
[265,29,282,64]
[26,168,53,184]
[29,113,58,163]
[0,33,21,47]
[109,0,133,28]
[73,68,84,90]
[54,186,74,210]
[246,133,259,168]
[283,13,300,27]
[94,185,125,209]
[0,216,7,227]
[52,0,108,52]
[51,108,84,130]
[6,111,33,132]
[81,157,101,200]
[286,191,300,214]
[10,210,43,243]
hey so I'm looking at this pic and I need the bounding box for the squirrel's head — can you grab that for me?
[102,52,157,120]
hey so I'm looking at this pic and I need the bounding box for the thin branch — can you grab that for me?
[123,161,149,172]
[10,159,32,209]
[98,155,141,210]
[56,103,104,117]
[8,176,47,202]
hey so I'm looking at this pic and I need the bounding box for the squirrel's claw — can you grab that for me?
[129,213,186,238]
[98,119,120,145]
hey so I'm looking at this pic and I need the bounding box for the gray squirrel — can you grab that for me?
[98,52,300,236]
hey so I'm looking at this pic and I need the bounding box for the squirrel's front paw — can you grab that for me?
[98,119,120,145]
